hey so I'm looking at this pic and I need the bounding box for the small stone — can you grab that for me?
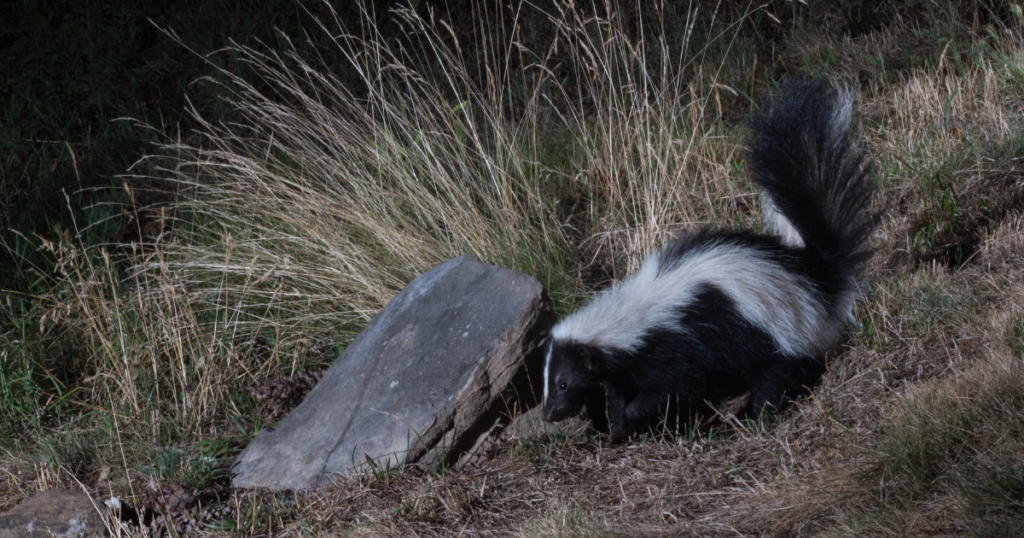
[0,489,106,538]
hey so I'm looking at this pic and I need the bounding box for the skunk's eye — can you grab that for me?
[559,382,567,390]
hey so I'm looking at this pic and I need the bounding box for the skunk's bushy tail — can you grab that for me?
[748,78,877,287]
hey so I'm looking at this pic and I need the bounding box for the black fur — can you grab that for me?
[543,247,826,442]
[542,78,876,443]
[747,78,879,294]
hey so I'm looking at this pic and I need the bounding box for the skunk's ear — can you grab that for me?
[577,346,594,371]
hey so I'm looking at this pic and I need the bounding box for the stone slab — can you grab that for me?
[232,254,551,489]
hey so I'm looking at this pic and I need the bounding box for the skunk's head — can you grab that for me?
[542,338,603,423]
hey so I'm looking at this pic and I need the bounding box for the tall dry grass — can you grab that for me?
[125,3,754,357]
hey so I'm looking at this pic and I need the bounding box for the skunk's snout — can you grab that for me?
[543,404,564,423]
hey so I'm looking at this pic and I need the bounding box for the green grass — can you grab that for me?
[899,275,976,339]
[867,353,1024,535]
[517,499,609,538]
[850,269,978,354]
[510,430,582,470]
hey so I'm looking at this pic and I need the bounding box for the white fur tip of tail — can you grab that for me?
[831,84,855,142]
[762,195,805,249]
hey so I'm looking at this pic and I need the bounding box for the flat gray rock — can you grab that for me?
[0,489,106,538]
[232,254,551,489]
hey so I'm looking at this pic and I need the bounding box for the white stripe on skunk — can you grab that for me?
[542,340,553,406]
[541,78,877,443]
[550,238,838,358]
[761,194,805,249]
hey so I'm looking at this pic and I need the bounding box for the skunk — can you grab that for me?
[541,78,877,443]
